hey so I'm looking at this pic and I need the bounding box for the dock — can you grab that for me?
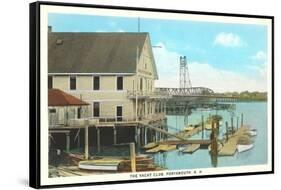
[141,124,186,140]
[146,145,177,153]
[218,126,251,156]
[182,144,200,153]
[176,125,203,138]
[158,139,212,146]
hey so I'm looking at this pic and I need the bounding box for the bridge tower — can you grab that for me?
[179,56,192,89]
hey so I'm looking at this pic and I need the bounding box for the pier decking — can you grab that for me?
[182,144,201,153]
[218,126,251,156]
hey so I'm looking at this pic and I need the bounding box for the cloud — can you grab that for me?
[214,32,245,47]
[251,51,267,61]
[248,51,268,79]
[153,42,267,92]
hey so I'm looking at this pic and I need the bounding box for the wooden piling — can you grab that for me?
[66,133,70,153]
[144,127,147,145]
[231,117,234,134]
[210,121,218,158]
[135,126,141,148]
[225,121,228,141]
[97,127,101,153]
[236,117,239,131]
[216,119,219,135]
[77,132,80,149]
[113,127,117,145]
[201,115,204,140]
[129,143,136,172]
[241,113,244,127]
[84,126,89,160]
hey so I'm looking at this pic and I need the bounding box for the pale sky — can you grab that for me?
[49,13,269,92]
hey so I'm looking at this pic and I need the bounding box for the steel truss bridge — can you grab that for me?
[154,87,237,116]
[156,87,214,96]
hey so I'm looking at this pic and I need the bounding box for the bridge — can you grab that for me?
[128,56,238,115]
[127,87,237,116]
[156,87,214,96]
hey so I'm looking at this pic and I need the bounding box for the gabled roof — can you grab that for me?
[48,31,158,79]
[48,89,89,106]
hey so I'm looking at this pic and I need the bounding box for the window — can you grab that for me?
[117,76,123,90]
[93,102,100,117]
[48,76,53,89]
[70,76,76,90]
[93,76,100,90]
[116,106,122,121]
[77,107,82,119]
[49,108,56,113]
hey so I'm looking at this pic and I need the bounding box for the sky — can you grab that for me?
[49,13,269,92]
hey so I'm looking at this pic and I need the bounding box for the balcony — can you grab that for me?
[49,113,166,128]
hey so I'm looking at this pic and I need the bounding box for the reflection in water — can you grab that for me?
[154,152,168,169]
[210,151,218,167]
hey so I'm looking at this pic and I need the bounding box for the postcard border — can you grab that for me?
[29,1,274,188]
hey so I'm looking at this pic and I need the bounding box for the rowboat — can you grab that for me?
[79,160,122,171]
[237,144,254,153]
[78,155,155,172]
[247,129,257,137]
[142,142,158,149]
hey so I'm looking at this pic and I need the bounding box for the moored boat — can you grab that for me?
[142,142,158,149]
[208,142,223,152]
[237,144,254,153]
[184,125,195,131]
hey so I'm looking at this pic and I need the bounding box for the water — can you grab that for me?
[152,102,268,169]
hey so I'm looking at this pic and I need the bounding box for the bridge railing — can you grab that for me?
[155,87,215,96]
[127,90,171,99]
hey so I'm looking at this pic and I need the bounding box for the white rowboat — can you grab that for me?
[237,144,254,153]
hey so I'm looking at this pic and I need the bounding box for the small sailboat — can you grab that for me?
[237,144,254,153]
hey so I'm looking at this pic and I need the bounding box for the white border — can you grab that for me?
[40,4,273,186]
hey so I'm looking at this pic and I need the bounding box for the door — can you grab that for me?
[116,106,123,121]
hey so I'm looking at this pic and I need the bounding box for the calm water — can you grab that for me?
[152,102,268,169]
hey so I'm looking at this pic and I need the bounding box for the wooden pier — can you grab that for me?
[182,144,201,153]
[218,126,251,156]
